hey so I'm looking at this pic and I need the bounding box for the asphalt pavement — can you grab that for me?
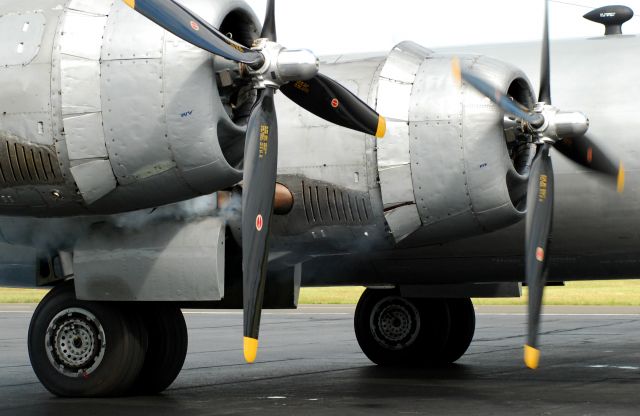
[2,304,640,415]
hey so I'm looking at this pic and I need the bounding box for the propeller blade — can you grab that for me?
[524,143,554,369]
[538,0,552,104]
[554,135,625,193]
[281,74,386,138]
[242,88,278,363]
[452,59,544,126]
[123,0,264,67]
[261,0,276,41]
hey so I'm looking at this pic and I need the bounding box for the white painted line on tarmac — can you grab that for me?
[588,365,640,370]
[183,311,240,315]
[183,311,350,316]
[0,310,352,316]
[1,310,639,317]
[478,313,640,317]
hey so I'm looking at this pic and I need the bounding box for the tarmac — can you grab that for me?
[2,304,640,415]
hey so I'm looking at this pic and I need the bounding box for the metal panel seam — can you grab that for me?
[378,76,413,86]
[161,31,201,196]
[461,56,486,232]
[61,4,116,204]
[50,8,68,186]
[367,57,385,189]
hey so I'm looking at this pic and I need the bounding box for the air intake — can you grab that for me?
[0,131,63,186]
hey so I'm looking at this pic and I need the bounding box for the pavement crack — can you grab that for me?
[169,365,368,391]
[474,319,639,342]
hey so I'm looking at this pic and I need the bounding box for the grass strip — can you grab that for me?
[301,280,640,306]
[0,288,49,303]
[3,280,640,305]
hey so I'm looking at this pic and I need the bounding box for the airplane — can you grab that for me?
[0,0,638,397]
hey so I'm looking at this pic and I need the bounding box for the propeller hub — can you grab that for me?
[532,104,589,142]
[247,39,319,89]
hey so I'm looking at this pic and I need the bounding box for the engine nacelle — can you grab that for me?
[0,0,258,215]
[375,42,534,245]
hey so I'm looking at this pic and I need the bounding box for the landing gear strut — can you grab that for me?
[354,289,475,367]
[28,282,188,397]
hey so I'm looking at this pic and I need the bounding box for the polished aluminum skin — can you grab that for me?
[0,0,639,297]
[0,0,259,215]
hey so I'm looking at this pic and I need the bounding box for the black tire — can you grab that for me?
[354,289,450,367]
[132,306,188,395]
[441,298,475,364]
[28,281,147,397]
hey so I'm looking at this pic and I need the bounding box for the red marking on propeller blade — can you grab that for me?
[256,214,263,231]
[536,247,544,262]
[587,147,593,164]
[331,98,339,109]
[190,21,200,31]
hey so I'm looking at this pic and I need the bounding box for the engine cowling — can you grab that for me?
[265,41,536,257]
[375,41,534,245]
[0,0,259,216]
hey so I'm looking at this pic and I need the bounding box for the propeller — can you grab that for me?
[124,0,386,364]
[452,0,624,369]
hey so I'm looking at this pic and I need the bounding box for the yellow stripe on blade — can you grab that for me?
[617,162,625,194]
[124,0,135,8]
[524,344,540,369]
[244,337,259,363]
[451,58,462,87]
[375,116,386,138]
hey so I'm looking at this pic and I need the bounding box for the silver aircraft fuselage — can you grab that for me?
[0,0,638,288]
[281,34,640,285]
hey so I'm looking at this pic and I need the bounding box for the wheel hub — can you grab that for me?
[370,296,421,350]
[45,308,106,378]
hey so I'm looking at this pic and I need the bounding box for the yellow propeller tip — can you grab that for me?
[375,116,387,138]
[451,58,462,87]
[524,345,540,369]
[617,162,625,194]
[244,337,259,363]
[124,0,135,8]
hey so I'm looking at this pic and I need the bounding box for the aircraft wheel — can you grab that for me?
[354,289,450,367]
[132,306,188,395]
[440,298,475,364]
[28,281,147,397]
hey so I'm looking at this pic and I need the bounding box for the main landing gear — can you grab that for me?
[28,281,188,397]
[354,289,475,366]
